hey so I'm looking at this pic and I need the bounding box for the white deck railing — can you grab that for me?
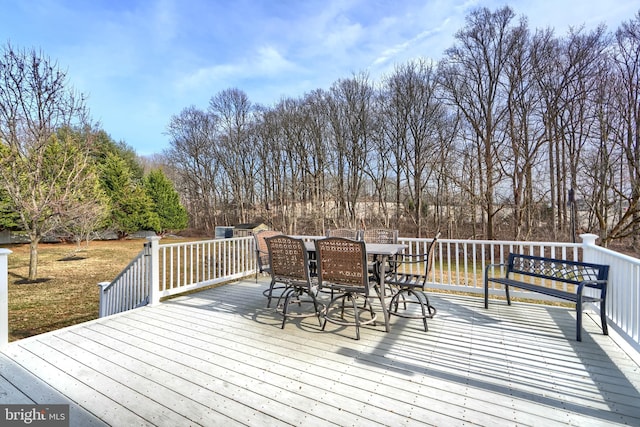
[0,248,11,349]
[2,234,638,356]
[581,240,640,354]
[151,235,255,303]
[402,236,582,294]
[97,242,152,317]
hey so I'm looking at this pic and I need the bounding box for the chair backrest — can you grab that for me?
[387,232,439,283]
[254,230,283,272]
[266,235,311,287]
[315,237,369,294]
[423,232,440,276]
[360,228,398,244]
[326,228,359,239]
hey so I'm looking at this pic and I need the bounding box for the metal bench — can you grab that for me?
[484,253,609,341]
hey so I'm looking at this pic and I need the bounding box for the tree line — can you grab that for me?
[0,44,188,280]
[2,6,640,282]
[163,6,640,247]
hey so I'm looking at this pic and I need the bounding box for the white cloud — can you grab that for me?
[321,17,364,51]
[175,44,300,93]
[372,21,449,66]
[254,46,300,75]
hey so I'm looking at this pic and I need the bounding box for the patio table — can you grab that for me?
[304,240,406,332]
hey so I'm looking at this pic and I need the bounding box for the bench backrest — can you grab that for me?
[507,253,609,285]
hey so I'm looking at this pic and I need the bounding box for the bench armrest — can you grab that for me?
[582,279,608,288]
[484,263,505,277]
[576,279,608,299]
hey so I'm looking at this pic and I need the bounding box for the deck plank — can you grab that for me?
[1,278,640,426]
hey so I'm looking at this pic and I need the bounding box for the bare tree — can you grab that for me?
[326,73,375,227]
[157,8,640,246]
[608,12,640,245]
[501,23,547,239]
[0,43,90,280]
[209,88,256,224]
[252,104,284,229]
[380,59,447,237]
[300,90,331,233]
[439,6,519,239]
[165,106,220,232]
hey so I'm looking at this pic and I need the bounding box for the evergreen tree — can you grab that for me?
[92,130,145,181]
[0,186,20,230]
[144,169,188,236]
[99,153,160,238]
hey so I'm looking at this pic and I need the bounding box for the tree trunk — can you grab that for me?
[28,236,40,281]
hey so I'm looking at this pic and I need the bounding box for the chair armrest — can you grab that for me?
[387,253,427,266]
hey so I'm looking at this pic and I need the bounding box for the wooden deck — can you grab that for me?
[1,277,639,426]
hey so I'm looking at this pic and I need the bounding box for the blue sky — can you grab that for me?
[2,0,638,156]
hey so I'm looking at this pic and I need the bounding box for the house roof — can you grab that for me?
[234,223,266,230]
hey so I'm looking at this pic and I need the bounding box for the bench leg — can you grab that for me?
[505,285,511,305]
[576,299,583,341]
[484,281,489,309]
[600,301,609,336]
[483,271,489,309]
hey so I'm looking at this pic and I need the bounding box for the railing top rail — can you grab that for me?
[400,237,582,248]
[158,236,253,249]
[587,244,640,265]
[101,247,147,292]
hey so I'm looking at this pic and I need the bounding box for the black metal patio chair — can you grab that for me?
[384,232,440,332]
[315,237,378,340]
[326,228,360,239]
[254,229,284,307]
[266,235,324,329]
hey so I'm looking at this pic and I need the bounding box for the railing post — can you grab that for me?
[580,233,600,263]
[147,236,161,306]
[97,281,110,318]
[1,248,12,349]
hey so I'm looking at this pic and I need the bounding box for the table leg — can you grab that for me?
[378,255,390,332]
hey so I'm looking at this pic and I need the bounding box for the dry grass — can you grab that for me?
[3,237,191,342]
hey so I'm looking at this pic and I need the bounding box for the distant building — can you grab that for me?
[232,223,269,237]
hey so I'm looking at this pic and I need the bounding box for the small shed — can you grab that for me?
[233,223,269,237]
[214,226,234,239]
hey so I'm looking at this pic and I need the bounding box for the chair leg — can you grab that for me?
[340,295,349,319]
[311,291,323,327]
[388,288,434,332]
[412,290,429,332]
[266,279,276,308]
[389,290,403,314]
[366,296,376,327]
[281,287,295,329]
[323,292,376,340]
[350,293,360,340]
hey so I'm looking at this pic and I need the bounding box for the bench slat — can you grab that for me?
[488,278,601,303]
